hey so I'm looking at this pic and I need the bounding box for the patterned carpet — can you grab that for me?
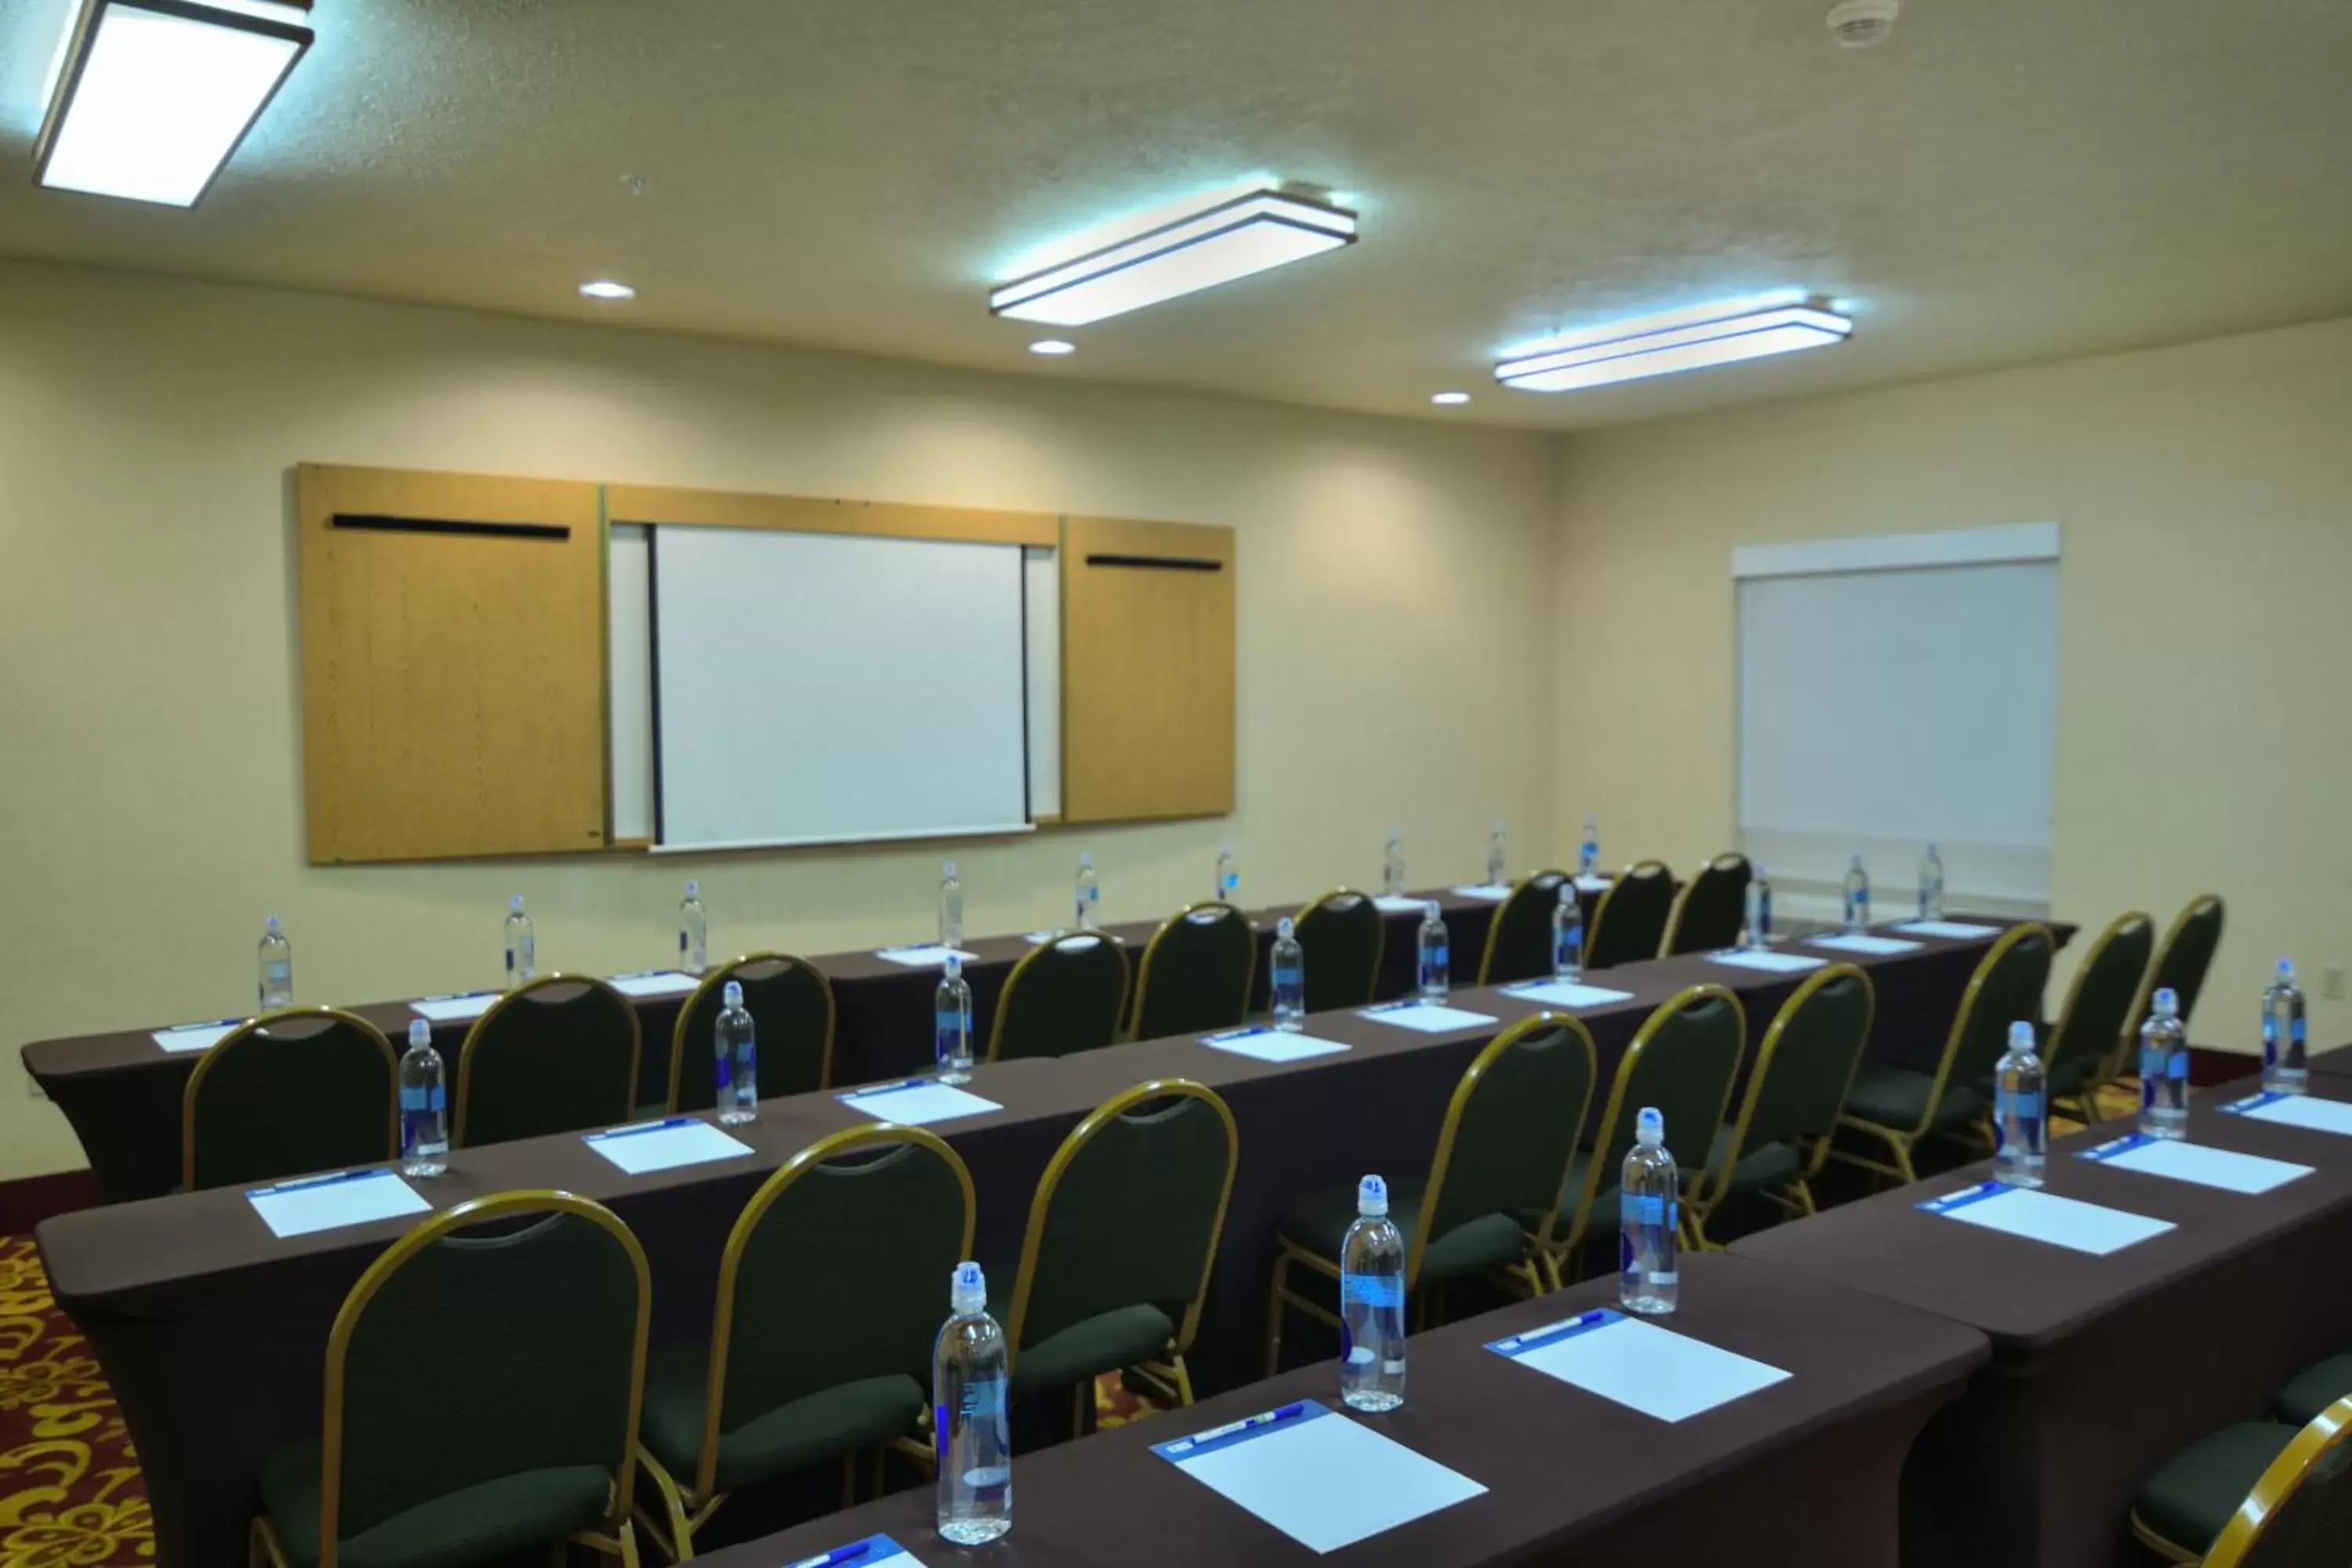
[0,1236,151,1566]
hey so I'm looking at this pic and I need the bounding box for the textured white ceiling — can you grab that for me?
[2,0,2347,428]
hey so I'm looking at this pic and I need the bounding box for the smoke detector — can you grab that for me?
[1827,0,1900,47]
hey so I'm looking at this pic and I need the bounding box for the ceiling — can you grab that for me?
[2,0,2347,429]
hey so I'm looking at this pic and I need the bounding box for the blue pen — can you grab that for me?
[848,1078,930,1098]
[249,1167,385,1197]
[590,1116,695,1141]
[170,1018,243,1033]
[1203,1026,1269,1044]
[783,1540,876,1568]
[1167,1401,1308,1454]
[1492,1308,1610,1355]
[415,990,492,1005]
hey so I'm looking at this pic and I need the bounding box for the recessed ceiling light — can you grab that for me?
[1494,294,1851,393]
[990,182,1358,326]
[35,0,314,207]
[1431,391,1471,406]
[1029,339,1076,356]
[579,280,636,300]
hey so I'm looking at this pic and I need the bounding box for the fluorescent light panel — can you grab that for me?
[1496,298,1850,393]
[36,0,312,208]
[991,187,1357,326]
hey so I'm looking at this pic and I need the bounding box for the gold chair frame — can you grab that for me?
[183,1007,397,1191]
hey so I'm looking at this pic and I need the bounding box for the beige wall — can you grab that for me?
[1553,314,2352,1054]
[0,257,1560,1178]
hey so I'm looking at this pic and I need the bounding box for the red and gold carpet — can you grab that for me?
[0,1236,151,1566]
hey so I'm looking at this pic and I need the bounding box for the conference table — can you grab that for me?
[1731,1070,2352,1568]
[694,1254,1990,1568]
[36,917,2050,1568]
[21,884,1561,1204]
[2310,1042,2352,1078]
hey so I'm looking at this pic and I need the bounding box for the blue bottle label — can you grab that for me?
[1998,1091,2042,1121]
[714,1053,733,1093]
[2141,1075,2158,1109]
[1341,1272,1403,1308]
[1621,1193,1675,1228]
[504,949,515,973]
[2168,1054,2189,1081]
[1274,960,1302,989]
[2293,1018,2307,1044]
[1427,942,1449,973]
[679,931,688,953]
[398,1086,445,1112]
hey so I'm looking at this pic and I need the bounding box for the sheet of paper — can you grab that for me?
[606,970,700,1000]
[1500,979,1635,1010]
[1487,1308,1791,1423]
[780,1534,927,1568]
[1153,1400,1486,1554]
[1891,920,2004,940]
[1573,874,1612,894]
[873,946,981,967]
[410,993,499,1023]
[1706,948,1828,975]
[1356,1000,1501,1034]
[2076,1132,2311,1195]
[2222,1091,2352,1138]
[583,1116,756,1175]
[1371,895,1429,915]
[152,1020,240,1053]
[1446,884,1513,902]
[837,1078,1004,1127]
[247,1169,431,1240]
[1918,1181,2174,1255]
[1200,1026,1352,1064]
[1807,933,1924,956]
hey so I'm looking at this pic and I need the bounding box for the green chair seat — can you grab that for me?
[1011,1302,1174,1396]
[1277,1178,1532,1287]
[1842,1063,1987,1132]
[260,1440,612,1568]
[2278,1356,2352,1428]
[1705,1124,1803,1196]
[637,1342,924,1493]
[2135,1423,2299,1557]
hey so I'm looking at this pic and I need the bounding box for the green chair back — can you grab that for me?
[670,955,834,1112]
[1709,965,1873,1201]
[1417,1014,1597,1278]
[1566,985,1745,1250]
[987,931,1131,1062]
[1007,1080,1237,1364]
[1584,860,1675,970]
[2212,1396,2352,1568]
[1662,853,1751,956]
[2046,912,2155,1091]
[1131,904,1256,1040]
[457,976,641,1148]
[1943,924,2056,1098]
[1475,870,1572,986]
[2151,894,2226,1029]
[322,1193,648,1555]
[183,1009,397,1192]
[1292,890,1384,1011]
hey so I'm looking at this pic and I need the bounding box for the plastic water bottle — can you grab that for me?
[1551,885,1584,982]
[935,954,974,1084]
[1486,819,1508,887]
[1416,902,1450,1004]
[938,861,964,949]
[1918,844,1946,922]
[503,895,535,988]
[1743,866,1773,949]
[1215,843,1239,902]
[1842,855,1871,933]
[1271,917,1306,1032]
[256,915,293,1010]
[679,880,707,975]
[397,1019,447,1178]
[1579,814,1601,879]
[1993,1021,2046,1188]
[934,1261,1012,1545]
[1074,852,1100,931]
[1338,1174,1407,1412]
[1383,827,1406,898]
[713,980,757,1125]
[2263,960,2308,1095]
[1619,1108,1679,1316]
[2139,987,2189,1139]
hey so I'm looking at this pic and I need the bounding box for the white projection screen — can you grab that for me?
[651,525,1032,850]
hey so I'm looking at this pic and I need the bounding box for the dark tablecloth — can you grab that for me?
[2307,1042,2352,1079]
[691,1254,1986,1568]
[37,918,2050,1568]
[1730,1073,2352,1568]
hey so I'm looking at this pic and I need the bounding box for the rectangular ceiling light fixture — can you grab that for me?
[990,185,1358,326]
[1494,295,1851,393]
[35,0,314,207]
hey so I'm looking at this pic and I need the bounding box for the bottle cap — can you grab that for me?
[684,879,699,898]
[1926,841,1939,855]
[1356,1174,1389,1216]
[510,894,525,913]
[1492,818,1505,833]
[1277,916,1294,939]
[264,914,281,934]
[723,981,743,1007]
[1425,900,1442,919]
[944,953,963,979]
[2008,1020,2035,1053]
[1635,1106,1664,1147]
[1388,826,1402,841]
[1080,851,1093,868]
[1221,840,1232,855]
[2278,957,2297,981]
[942,859,956,879]
[950,1260,986,1313]
[2154,987,2180,1016]
[1850,852,1864,868]
[408,1019,431,1047]
[1557,881,1576,904]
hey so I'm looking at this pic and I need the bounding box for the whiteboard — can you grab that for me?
[650,526,1032,850]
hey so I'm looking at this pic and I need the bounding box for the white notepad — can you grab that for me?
[1707,949,1828,975]
[248,1168,431,1240]
[1918,1181,2174,1255]
[837,1078,1004,1127]
[1447,884,1513,902]
[1807,933,1925,956]
[1152,1400,1486,1554]
[1356,1000,1500,1034]
[1372,895,1429,915]
[583,1116,755,1175]
[410,992,499,1023]
[607,970,700,1000]
[1499,979,1635,1010]
[873,946,980,967]
[1487,1308,1791,1423]
[2076,1132,2311,1195]
[1200,1026,1352,1064]
[1573,874,1612,893]
[152,1019,241,1053]
[2221,1091,2352,1138]
[1892,920,2003,940]
[781,1534,925,1568]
